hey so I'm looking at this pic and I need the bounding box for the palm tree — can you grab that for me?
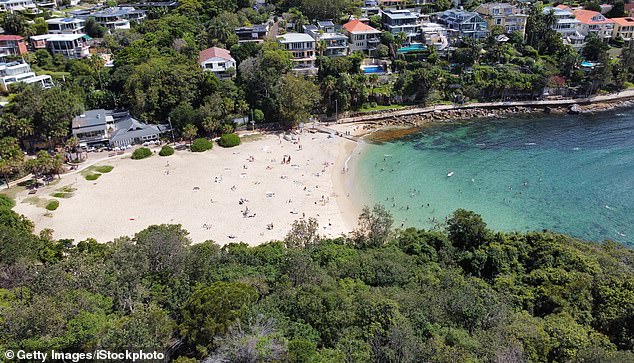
[182,124,198,150]
[64,136,81,163]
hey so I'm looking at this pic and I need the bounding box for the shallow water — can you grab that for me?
[354,110,634,245]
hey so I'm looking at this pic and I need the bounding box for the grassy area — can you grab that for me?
[239,134,265,143]
[85,174,101,181]
[22,196,51,208]
[50,186,76,199]
[95,165,114,173]
[45,200,59,211]
[359,104,406,113]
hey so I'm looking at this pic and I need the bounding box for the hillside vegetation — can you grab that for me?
[0,202,633,362]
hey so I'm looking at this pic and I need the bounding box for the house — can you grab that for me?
[72,109,114,146]
[436,9,489,40]
[235,24,269,43]
[612,17,634,43]
[0,35,28,57]
[543,6,585,50]
[72,109,169,147]
[33,34,91,59]
[0,60,53,89]
[277,33,317,74]
[46,18,85,34]
[381,9,422,41]
[572,9,614,40]
[360,0,380,17]
[0,0,36,11]
[198,47,236,79]
[342,19,381,55]
[420,23,449,50]
[82,7,147,30]
[474,3,528,37]
[304,22,349,57]
[378,0,403,7]
[626,4,634,17]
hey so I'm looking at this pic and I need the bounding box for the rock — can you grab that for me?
[568,104,582,115]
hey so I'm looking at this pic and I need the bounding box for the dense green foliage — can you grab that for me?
[217,133,241,148]
[131,147,152,160]
[191,138,213,152]
[0,205,632,361]
[159,145,175,156]
[45,200,59,211]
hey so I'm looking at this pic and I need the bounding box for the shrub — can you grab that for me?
[0,194,15,209]
[253,109,265,123]
[85,174,101,181]
[95,165,114,173]
[191,138,213,152]
[45,200,59,211]
[131,147,152,160]
[159,145,175,156]
[218,134,241,148]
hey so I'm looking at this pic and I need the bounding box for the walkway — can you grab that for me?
[337,89,634,124]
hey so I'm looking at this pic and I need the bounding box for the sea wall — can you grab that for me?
[337,91,634,128]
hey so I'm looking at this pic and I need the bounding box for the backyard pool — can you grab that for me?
[397,43,428,53]
[362,65,385,74]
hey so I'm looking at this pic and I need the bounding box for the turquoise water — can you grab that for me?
[362,65,385,74]
[397,43,427,53]
[354,110,634,245]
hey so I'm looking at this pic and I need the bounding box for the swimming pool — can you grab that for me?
[397,43,427,53]
[362,65,385,74]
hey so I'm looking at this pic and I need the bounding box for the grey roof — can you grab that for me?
[92,6,145,17]
[317,21,334,27]
[110,115,163,143]
[73,109,108,130]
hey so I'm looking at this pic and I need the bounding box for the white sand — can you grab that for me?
[13,130,364,245]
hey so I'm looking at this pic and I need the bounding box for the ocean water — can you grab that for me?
[353,110,634,245]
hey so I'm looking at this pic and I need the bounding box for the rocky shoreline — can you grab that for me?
[349,98,634,133]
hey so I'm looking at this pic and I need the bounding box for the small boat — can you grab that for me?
[447,171,454,177]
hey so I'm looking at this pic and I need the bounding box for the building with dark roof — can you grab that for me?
[72,109,169,147]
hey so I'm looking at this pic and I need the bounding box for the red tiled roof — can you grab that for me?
[573,9,614,24]
[343,20,380,34]
[198,46,233,63]
[611,17,634,26]
[556,5,571,10]
[0,35,24,41]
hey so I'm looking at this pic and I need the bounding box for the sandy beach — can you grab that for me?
[12,127,368,245]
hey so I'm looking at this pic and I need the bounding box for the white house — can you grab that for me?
[0,60,53,89]
[342,19,381,55]
[277,33,317,74]
[0,0,36,11]
[46,18,85,34]
[198,47,236,80]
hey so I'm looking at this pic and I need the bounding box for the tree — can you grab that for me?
[583,33,610,62]
[0,114,32,141]
[85,17,107,38]
[25,150,64,184]
[277,74,319,129]
[207,318,287,362]
[33,17,48,35]
[0,137,24,188]
[352,204,394,248]
[180,282,258,357]
[2,13,29,36]
[285,218,320,248]
[122,57,205,122]
[181,124,198,146]
[607,1,626,18]
[446,209,490,251]
[64,136,82,163]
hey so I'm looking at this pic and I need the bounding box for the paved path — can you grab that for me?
[337,89,634,124]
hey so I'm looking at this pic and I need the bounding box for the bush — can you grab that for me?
[85,174,101,181]
[191,138,213,152]
[159,145,175,156]
[218,134,241,148]
[253,109,265,123]
[0,194,15,209]
[131,147,152,160]
[45,200,59,211]
[95,165,113,173]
